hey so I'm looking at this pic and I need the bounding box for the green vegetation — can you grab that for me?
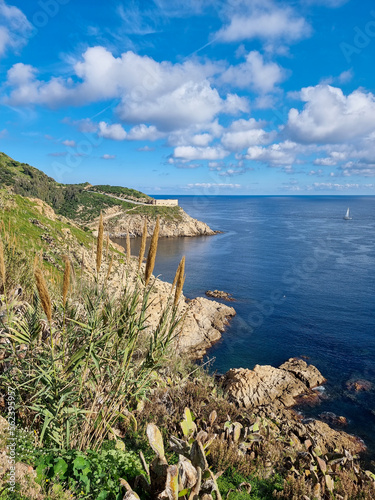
[0,181,374,499]
[0,152,184,224]
[91,184,152,201]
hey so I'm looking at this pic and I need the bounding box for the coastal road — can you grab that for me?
[87,190,149,205]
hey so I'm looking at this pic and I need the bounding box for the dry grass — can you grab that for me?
[0,239,5,286]
[126,232,131,265]
[138,220,147,272]
[62,256,70,307]
[145,216,159,286]
[173,256,185,307]
[34,268,52,322]
[106,254,114,282]
[96,212,104,274]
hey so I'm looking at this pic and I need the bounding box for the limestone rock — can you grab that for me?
[89,207,217,238]
[205,290,235,301]
[223,364,308,409]
[279,358,326,388]
[222,358,325,409]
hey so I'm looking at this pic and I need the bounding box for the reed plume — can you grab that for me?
[126,232,131,265]
[171,255,185,291]
[173,256,185,307]
[35,268,52,322]
[62,256,70,307]
[138,220,147,272]
[105,254,114,283]
[96,212,104,275]
[144,216,159,286]
[105,234,109,258]
[0,240,5,286]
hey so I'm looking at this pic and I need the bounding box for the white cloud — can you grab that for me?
[98,121,127,141]
[5,47,247,132]
[0,1,32,57]
[126,124,165,141]
[286,85,375,144]
[220,51,285,94]
[245,141,298,166]
[187,182,241,189]
[174,146,229,161]
[62,139,76,147]
[221,118,274,151]
[102,154,116,160]
[0,128,7,138]
[216,3,310,45]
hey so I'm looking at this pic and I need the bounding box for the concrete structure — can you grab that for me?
[152,199,178,206]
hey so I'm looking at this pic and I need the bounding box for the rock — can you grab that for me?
[319,412,348,427]
[255,406,365,456]
[223,358,325,410]
[89,207,217,238]
[303,419,365,454]
[177,297,236,358]
[279,358,326,388]
[346,379,373,392]
[223,364,309,409]
[205,290,235,301]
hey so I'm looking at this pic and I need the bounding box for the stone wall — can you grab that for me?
[152,199,179,206]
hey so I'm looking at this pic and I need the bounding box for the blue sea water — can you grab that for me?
[118,196,375,457]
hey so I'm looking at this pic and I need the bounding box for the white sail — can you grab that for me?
[344,207,352,220]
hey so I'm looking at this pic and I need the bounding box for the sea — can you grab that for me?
[113,196,375,459]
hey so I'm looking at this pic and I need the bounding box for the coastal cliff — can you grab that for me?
[90,205,217,238]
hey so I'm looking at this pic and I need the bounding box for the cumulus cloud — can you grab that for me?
[126,124,165,141]
[245,141,298,166]
[286,85,375,144]
[173,146,229,161]
[220,51,285,94]
[0,1,32,57]
[221,118,274,151]
[98,121,127,141]
[216,2,310,45]
[62,139,76,147]
[5,47,247,132]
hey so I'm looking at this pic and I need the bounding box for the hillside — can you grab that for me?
[0,152,215,236]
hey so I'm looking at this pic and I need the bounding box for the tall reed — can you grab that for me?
[105,254,114,283]
[62,256,70,308]
[35,268,52,323]
[173,256,185,307]
[126,232,131,265]
[96,212,104,276]
[0,240,5,287]
[171,255,185,290]
[145,216,159,286]
[138,220,147,272]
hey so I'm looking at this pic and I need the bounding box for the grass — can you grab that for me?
[0,151,184,225]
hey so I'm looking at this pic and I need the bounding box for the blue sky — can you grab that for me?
[1,0,375,195]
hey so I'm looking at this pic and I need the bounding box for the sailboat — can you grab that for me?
[343,207,352,220]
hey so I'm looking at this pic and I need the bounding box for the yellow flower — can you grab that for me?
[46,479,49,482]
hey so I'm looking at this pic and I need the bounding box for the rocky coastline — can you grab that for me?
[90,205,218,238]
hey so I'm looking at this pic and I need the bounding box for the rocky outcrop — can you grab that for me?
[255,405,365,456]
[222,358,366,456]
[177,297,236,358]
[90,206,217,238]
[205,290,235,301]
[346,379,373,392]
[222,358,326,409]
